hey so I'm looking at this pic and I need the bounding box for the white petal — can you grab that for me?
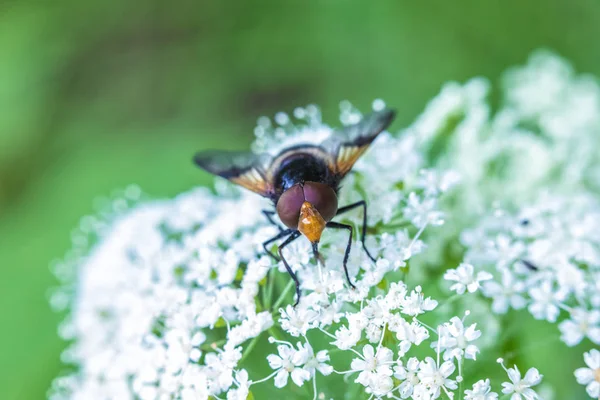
[445,378,458,390]
[444,269,460,282]
[439,360,456,377]
[574,368,593,385]
[584,349,600,369]
[464,324,481,341]
[476,271,494,282]
[450,283,466,294]
[502,382,515,394]
[399,380,414,397]
[363,344,375,358]
[523,368,542,385]
[394,365,407,380]
[546,304,560,323]
[586,381,600,398]
[521,388,538,399]
[465,344,479,360]
[316,350,329,362]
[588,327,600,344]
[407,357,420,371]
[507,366,521,384]
[510,294,527,310]
[274,369,289,388]
[267,355,282,369]
[318,364,333,376]
[351,358,368,372]
[492,297,510,314]
[290,368,310,386]
[377,347,394,363]
[466,281,481,293]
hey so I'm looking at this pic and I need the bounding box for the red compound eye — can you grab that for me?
[276,184,305,229]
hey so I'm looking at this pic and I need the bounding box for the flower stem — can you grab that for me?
[458,357,464,399]
[239,332,263,363]
[264,269,276,308]
[272,279,295,311]
[251,370,278,385]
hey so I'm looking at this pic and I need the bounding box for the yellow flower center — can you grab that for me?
[595,368,600,383]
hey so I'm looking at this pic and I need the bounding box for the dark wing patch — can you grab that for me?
[323,108,396,177]
[193,150,274,197]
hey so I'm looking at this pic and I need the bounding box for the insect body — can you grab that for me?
[194,109,396,305]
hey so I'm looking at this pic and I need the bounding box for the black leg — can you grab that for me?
[336,200,376,262]
[262,228,295,261]
[326,221,356,289]
[277,231,302,306]
[262,210,284,232]
[520,259,539,271]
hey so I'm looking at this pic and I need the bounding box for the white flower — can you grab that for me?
[301,269,344,306]
[391,230,425,262]
[436,317,481,361]
[490,235,526,270]
[404,192,445,228]
[417,169,461,197]
[180,366,210,400]
[558,308,600,346]
[164,329,205,366]
[391,317,429,356]
[401,286,438,316]
[395,357,422,399]
[365,323,383,344]
[465,379,498,400]
[204,345,242,394]
[226,370,250,400]
[350,345,394,387]
[482,269,527,314]
[362,296,392,327]
[527,279,568,323]
[279,304,317,337]
[365,370,395,397]
[417,357,458,399]
[575,349,600,398]
[298,342,333,377]
[331,312,366,350]
[332,324,362,350]
[444,263,493,295]
[501,365,543,400]
[227,311,273,347]
[267,344,311,388]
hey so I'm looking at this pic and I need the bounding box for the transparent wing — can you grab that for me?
[193,150,274,197]
[322,108,396,177]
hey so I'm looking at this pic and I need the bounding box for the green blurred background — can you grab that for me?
[1,1,599,399]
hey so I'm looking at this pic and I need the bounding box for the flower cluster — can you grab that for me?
[461,194,600,339]
[49,50,600,399]
[435,51,600,398]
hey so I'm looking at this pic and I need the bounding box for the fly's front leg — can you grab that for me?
[277,231,302,306]
[336,200,376,262]
[262,229,294,261]
[262,209,284,232]
[326,221,356,289]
